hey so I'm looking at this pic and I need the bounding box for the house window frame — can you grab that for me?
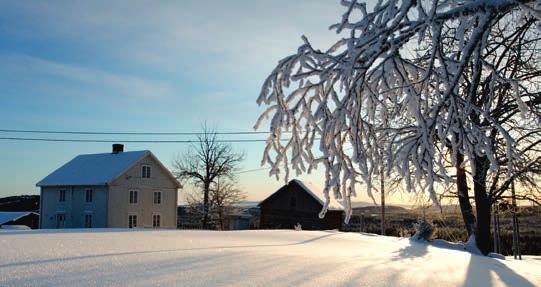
[56,212,66,228]
[153,191,162,204]
[129,190,138,204]
[59,190,66,202]
[84,213,93,228]
[128,213,138,228]
[152,213,161,228]
[142,165,151,178]
[85,189,93,203]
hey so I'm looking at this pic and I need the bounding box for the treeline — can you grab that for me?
[0,195,39,211]
[343,206,541,256]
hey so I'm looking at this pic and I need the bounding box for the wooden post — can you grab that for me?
[511,181,521,260]
[495,204,501,254]
[492,202,499,253]
[492,202,502,254]
[380,162,385,236]
[516,216,522,260]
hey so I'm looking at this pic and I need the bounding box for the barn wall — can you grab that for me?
[259,182,343,230]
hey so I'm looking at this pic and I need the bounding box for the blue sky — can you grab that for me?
[0,0,403,204]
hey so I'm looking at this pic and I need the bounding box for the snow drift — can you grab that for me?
[0,229,539,286]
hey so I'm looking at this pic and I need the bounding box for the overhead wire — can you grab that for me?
[0,128,280,135]
[0,128,321,143]
[0,137,278,143]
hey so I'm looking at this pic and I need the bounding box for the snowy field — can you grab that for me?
[0,229,540,287]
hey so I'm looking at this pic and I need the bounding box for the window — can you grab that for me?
[56,213,65,228]
[142,165,151,178]
[152,214,161,228]
[129,190,138,204]
[84,214,92,228]
[59,190,66,202]
[153,191,162,204]
[290,196,297,208]
[128,214,137,228]
[85,189,93,203]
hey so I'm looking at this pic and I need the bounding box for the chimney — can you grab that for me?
[112,144,124,154]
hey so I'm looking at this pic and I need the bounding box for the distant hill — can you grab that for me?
[233,201,380,208]
[235,200,411,211]
[353,205,408,214]
[233,201,260,208]
[0,195,39,211]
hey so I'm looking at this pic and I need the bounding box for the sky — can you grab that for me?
[0,0,416,205]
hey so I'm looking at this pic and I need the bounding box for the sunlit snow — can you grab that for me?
[0,229,539,286]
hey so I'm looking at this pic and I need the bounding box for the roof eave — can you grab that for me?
[36,183,109,187]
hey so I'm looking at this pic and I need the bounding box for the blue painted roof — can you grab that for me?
[36,151,148,186]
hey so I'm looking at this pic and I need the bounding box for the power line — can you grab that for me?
[0,128,277,136]
[0,137,279,143]
[237,167,270,174]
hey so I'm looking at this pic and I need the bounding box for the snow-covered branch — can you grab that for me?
[255,0,540,222]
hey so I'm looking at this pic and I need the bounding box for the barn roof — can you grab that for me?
[36,150,181,187]
[0,211,38,225]
[259,179,344,211]
[290,179,345,211]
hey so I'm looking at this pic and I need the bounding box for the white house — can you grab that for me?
[36,144,181,229]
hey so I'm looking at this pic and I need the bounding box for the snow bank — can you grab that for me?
[0,229,539,287]
[0,225,31,230]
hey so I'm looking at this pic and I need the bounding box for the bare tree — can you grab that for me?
[210,180,247,230]
[183,179,246,230]
[173,127,244,229]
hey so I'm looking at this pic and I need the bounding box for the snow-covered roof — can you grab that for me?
[0,211,38,225]
[259,179,345,211]
[36,151,149,186]
[291,179,345,211]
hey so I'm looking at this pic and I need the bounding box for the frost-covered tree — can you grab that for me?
[255,0,541,255]
[441,10,541,244]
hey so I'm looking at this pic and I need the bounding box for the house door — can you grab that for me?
[128,214,137,228]
[56,213,66,228]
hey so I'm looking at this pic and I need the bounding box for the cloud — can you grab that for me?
[0,1,350,127]
[0,1,344,81]
[0,52,172,100]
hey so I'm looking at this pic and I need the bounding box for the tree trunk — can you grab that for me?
[473,156,492,255]
[456,152,476,237]
[218,210,224,231]
[202,181,210,229]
